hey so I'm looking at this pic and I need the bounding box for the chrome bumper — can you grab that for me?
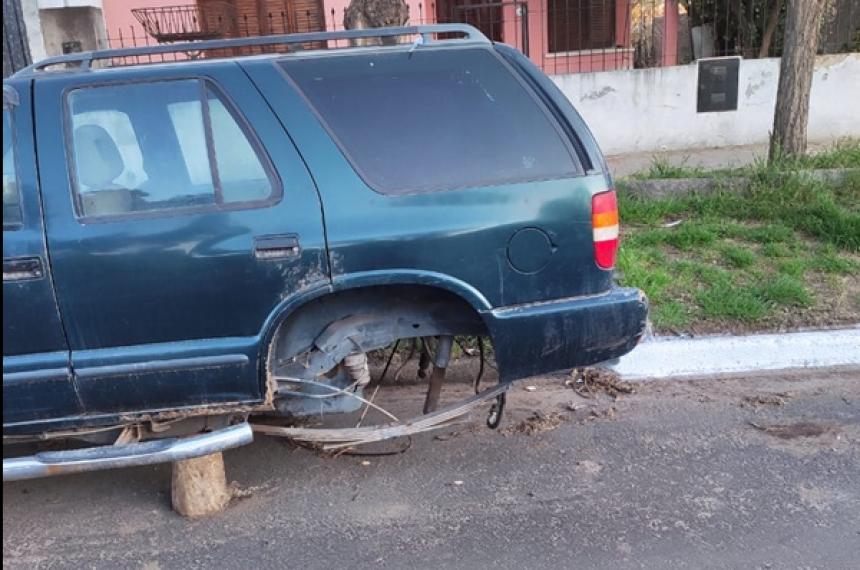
[3,422,253,482]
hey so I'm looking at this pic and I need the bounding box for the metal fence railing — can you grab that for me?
[104,0,859,75]
[131,2,237,42]
[679,0,859,60]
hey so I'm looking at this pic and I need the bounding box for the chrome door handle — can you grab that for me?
[3,256,44,282]
[253,234,301,260]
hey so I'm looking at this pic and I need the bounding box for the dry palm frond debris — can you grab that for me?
[501,411,568,436]
[741,393,791,408]
[567,367,635,399]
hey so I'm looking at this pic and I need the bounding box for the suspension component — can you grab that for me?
[422,336,453,414]
[343,352,371,387]
[486,392,506,429]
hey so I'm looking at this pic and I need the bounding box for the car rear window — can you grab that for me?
[281,47,579,194]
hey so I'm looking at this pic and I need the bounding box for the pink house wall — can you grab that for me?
[103,0,176,38]
[103,0,434,40]
[101,0,678,74]
[662,0,679,66]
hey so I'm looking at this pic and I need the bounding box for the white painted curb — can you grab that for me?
[609,326,860,380]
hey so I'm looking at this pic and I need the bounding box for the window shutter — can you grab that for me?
[548,0,585,53]
[291,0,325,34]
[290,0,325,49]
[548,0,616,53]
[587,0,615,49]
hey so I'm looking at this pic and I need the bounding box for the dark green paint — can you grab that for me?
[3,42,646,434]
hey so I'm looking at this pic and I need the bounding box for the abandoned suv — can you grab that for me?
[3,25,647,481]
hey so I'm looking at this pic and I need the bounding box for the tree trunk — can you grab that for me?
[769,0,825,162]
[758,0,783,59]
[343,0,409,46]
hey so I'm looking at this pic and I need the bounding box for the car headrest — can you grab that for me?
[73,124,124,190]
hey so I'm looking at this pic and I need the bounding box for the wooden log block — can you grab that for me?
[171,452,231,517]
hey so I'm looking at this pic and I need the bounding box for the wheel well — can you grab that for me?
[264,284,488,370]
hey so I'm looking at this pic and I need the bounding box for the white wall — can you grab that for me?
[551,53,860,157]
[22,2,107,65]
[38,6,109,57]
[38,0,103,7]
[21,1,48,62]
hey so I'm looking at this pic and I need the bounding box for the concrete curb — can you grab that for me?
[609,326,860,380]
[618,168,859,199]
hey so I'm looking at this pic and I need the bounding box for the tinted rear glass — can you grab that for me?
[281,48,579,194]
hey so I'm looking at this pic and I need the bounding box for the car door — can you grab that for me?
[3,83,79,426]
[34,64,328,416]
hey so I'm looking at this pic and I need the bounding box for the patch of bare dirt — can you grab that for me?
[573,459,603,476]
[749,421,834,440]
[756,269,860,333]
[741,392,792,408]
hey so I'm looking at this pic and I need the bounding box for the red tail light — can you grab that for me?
[592,190,619,270]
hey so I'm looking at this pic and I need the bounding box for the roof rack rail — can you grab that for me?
[15,24,490,76]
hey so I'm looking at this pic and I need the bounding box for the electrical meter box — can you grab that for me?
[697,56,741,113]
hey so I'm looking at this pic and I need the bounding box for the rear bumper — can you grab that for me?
[486,287,648,381]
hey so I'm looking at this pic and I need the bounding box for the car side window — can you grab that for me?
[169,92,272,203]
[67,79,279,220]
[3,108,23,229]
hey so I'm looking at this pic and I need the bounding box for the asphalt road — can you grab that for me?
[3,369,859,569]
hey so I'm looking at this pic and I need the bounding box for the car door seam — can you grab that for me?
[29,80,84,411]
